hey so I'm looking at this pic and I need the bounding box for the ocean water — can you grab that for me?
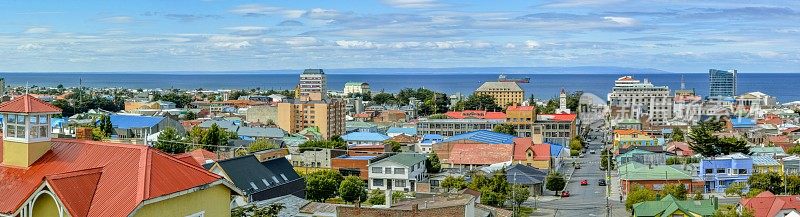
[2,73,799,103]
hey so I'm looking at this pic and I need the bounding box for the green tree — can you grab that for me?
[91,127,107,141]
[748,172,783,194]
[231,203,284,217]
[154,127,189,154]
[468,173,491,191]
[745,188,765,198]
[366,189,385,205]
[568,136,583,152]
[545,172,566,195]
[462,94,501,111]
[600,149,615,170]
[98,115,113,136]
[184,111,197,120]
[371,93,397,105]
[299,140,346,151]
[305,170,344,202]
[440,176,468,193]
[786,175,800,194]
[478,170,511,206]
[492,123,517,135]
[688,119,749,157]
[339,176,367,204]
[788,146,800,155]
[626,184,656,210]
[511,185,530,214]
[385,140,402,152]
[203,123,223,151]
[693,190,704,200]
[660,183,687,200]
[714,204,754,217]
[248,139,277,153]
[672,127,685,142]
[426,152,442,173]
[725,182,746,197]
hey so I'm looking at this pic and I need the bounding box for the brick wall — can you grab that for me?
[331,158,370,180]
[76,127,93,140]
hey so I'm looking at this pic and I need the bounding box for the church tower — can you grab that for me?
[555,88,571,114]
[0,95,62,168]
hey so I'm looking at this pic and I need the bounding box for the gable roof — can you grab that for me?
[445,110,506,119]
[0,94,62,113]
[442,130,515,144]
[237,127,285,138]
[506,164,547,185]
[752,155,780,166]
[213,156,300,195]
[620,163,692,181]
[633,196,716,217]
[389,134,418,144]
[110,114,165,129]
[447,143,513,165]
[740,191,800,217]
[475,82,522,92]
[0,138,228,216]
[372,153,427,167]
[512,138,549,161]
[173,149,220,167]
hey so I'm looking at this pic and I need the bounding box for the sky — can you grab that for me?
[1,0,798,73]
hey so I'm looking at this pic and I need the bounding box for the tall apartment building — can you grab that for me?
[299,69,327,100]
[343,82,370,95]
[474,81,524,107]
[708,69,737,99]
[278,70,345,139]
[608,76,673,126]
[506,105,536,137]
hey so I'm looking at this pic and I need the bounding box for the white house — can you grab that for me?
[368,153,427,192]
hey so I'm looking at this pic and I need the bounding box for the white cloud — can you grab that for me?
[525,40,541,49]
[285,37,321,47]
[603,16,637,26]
[17,43,44,51]
[304,8,343,20]
[390,41,422,49]
[24,27,50,34]
[382,0,444,9]
[214,41,252,50]
[230,4,307,18]
[98,16,135,24]
[504,43,516,49]
[335,40,378,49]
[542,0,627,8]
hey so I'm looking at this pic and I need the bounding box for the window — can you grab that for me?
[716,169,725,174]
[395,180,406,187]
[373,179,384,186]
[385,168,392,174]
[262,179,271,186]
[738,169,747,174]
[280,174,288,181]
[394,168,405,174]
[704,169,713,174]
[249,182,259,190]
[372,167,382,173]
[272,176,280,183]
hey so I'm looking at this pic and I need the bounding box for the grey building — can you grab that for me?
[709,69,737,99]
[416,118,505,137]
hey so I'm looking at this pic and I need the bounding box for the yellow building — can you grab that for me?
[505,105,536,137]
[613,129,659,147]
[277,92,346,139]
[0,95,241,217]
[752,156,782,175]
[474,81,524,107]
[124,100,160,112]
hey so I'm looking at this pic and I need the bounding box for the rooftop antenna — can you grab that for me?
[680,75,685,90]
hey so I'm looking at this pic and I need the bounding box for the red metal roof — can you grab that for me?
[537,113,577,122]
[173,149,220,167]
[0,138,226,216]
[445,110,506,119]
[506,106,535,111]
[740,191,800,217]
[0,94,62,113]
[447,143,512,165]
[512,138,550,161]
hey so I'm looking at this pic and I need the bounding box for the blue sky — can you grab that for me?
[1,0,798,72]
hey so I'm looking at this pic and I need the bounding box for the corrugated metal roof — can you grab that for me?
[342,132,390,142]
[372,153,427,167]
[0,138,227,216]
[386,127,417,135]
[441,130,515,144]
[447,143,513,165]
[0,94,62,113]
[110,114,165,129]
[237,127,285,138]
[752,155,780,166]
[213,156,301,196]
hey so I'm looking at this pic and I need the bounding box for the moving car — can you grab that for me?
[580,180,588,185]
[598,179,606,186]
[575,163,581,169]
[589,150,596,154]
[561,191,570,197]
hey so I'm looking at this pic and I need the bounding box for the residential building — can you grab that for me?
[506,105,536,137]
[699,153,752,193]
[332,155,377,180]
[110,114,185,139]
[245,105,278,125]
[368,153,428,192]
[335,193,512,217]
[416,134,443,153]
[666,141,694,157]
[608,75,673,126]
[503,164,547,196]
[432,130,516,161]
[709,69,737,99]
[444,110,506,119]
[237,127,285,140]
[277,95,345,139]
[474,81,524,107]
[783,156,800,176]
[343,82,370,95]
[386,127,417,137]
[342,132,390,146]
[619,162,704,196]
[750,146,787,158]
[632,195,718,217]
[613,129,659,147]
[616,149,666,165]
[445,143,514,170]
[0,95,239,217]
[207,156,305,203]
[417,118,505,137]
[739,191,800,217]
[752,155,782,174]
[511,137,551,169]
[534,113,578,146]
[299,69,327,99]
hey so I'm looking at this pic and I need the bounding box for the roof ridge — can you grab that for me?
[150,149,223,180]
[45,167,105,180]
[53,138,150,150]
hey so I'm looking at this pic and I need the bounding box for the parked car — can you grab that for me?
[598,179,606,186]
[589,150,596,154]
[581,180,588,185]
[561,191,570,197]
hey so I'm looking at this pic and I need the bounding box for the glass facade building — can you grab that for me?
[709,69,737,99]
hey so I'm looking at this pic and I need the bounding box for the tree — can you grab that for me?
[305,170,344,202]
[492,123,517,135]
[545,172,566,195]
[748,172,783,194]
[786,175,800,195]
[725,182,746,197]
[231,204,284,217]
[600,149,615,170]
[98,115,113,136]
[339,176,367,204]
[299,139,346,151]
[366,189,385,205]
[479,170,511,206]
[248,139,277,153]
[661,183,687,200]
[462,94,501,111]
[155,127,190,154]
[626,184,656,210]
[672,127,685,142]
[568,136,583,152]
[688,119,749,157]
[714,204,754,217]
[385,140,402,152]
[746,188,765,198]
[440,176,468,193]
[91,127,107,141]
[203,123,223,151]
[426,152,441,173]
[371,92,397,105]
[788,145,800,155]
[693,190,704,200]
[511,185,530,214]
[184,111,197,120]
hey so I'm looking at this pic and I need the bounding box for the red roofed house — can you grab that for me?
[173,148,222,167]
[445,110,506,119]
[512,137,551,169]
[738,191,800,217]
[446,143,513,170]
[666,141,694,157]
[0,95,241,217]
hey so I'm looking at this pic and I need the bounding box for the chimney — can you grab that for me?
[385,189,393,207]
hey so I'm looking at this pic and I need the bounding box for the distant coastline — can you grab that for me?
[2,66,673,74]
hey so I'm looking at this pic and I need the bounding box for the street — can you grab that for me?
[536,143,613,216]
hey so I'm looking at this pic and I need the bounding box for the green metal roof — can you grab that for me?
[374,153,427,167]
[620,163,692,181]
[633,196,716,217]
[750,146,786,155]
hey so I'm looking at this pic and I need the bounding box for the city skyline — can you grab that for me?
[1,0,798,72]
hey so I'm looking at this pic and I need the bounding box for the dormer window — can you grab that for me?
[3,114,50,141]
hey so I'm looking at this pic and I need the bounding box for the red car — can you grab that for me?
[580,180,588,185]
[561,191,570,197]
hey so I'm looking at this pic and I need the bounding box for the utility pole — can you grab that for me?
[606,141,611,217]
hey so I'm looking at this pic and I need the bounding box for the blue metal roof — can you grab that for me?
[342,132,391,142]
[421,134,444,143]
[731,117,756,128]
[441,130,515,144]
[110,115,164,129]
[386,127,417,135]
[336,155,376,160]
[550,143,563,157]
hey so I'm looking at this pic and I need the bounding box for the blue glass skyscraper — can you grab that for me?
[708,69,737,99]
